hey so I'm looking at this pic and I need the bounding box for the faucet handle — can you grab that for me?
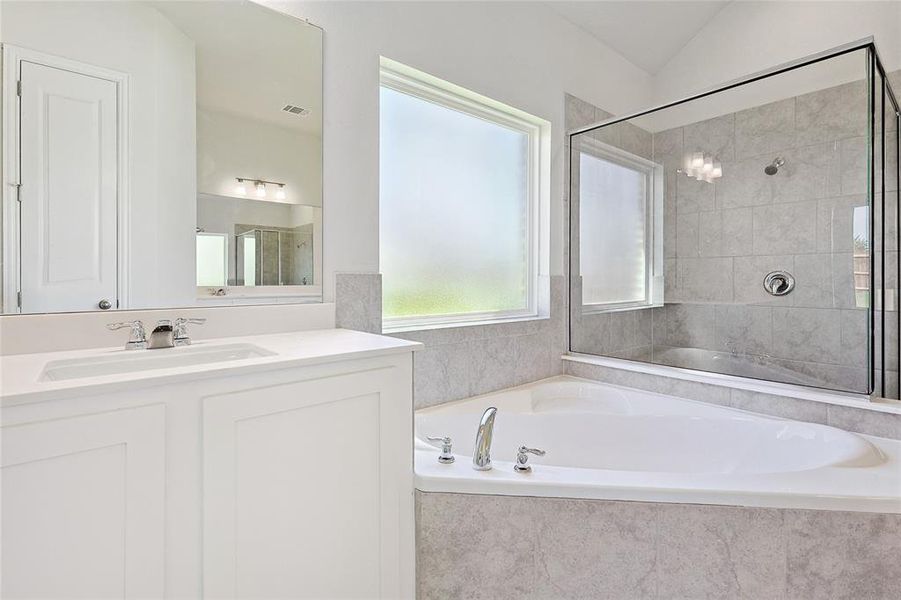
[176,317,207,325]
[106,320,146,350]
[426,436,455,464]
[173,317,206,345]
[514,446,546,473]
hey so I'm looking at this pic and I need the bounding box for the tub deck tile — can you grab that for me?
[417,491,901,600]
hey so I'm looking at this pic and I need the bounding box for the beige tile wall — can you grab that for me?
[335,273,565,409]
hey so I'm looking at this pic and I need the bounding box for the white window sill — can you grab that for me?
[580,302,663,315]
[383,313,549,335]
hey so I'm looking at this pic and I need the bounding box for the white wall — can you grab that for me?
[1,1,197,309]
[197,108,322,207]
[285,0,901,301]
[653,1,901,105]
[265,0,653,299]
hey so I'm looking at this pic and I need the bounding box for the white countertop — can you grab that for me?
[0,328,420,405]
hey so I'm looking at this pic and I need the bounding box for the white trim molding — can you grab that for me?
[378,57,551,333]
[574,137,664,314]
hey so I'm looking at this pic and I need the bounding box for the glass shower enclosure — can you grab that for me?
[569,39,900,398]
[236,227,314,287]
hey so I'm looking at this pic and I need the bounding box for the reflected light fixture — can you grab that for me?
[234,177,288,200]
[678,152,723,183]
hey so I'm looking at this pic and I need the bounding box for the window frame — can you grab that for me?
[577,138,664,314]
[195,231,229,288]
[379,59,546,332]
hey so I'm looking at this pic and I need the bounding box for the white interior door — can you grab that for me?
[18,60,118,313]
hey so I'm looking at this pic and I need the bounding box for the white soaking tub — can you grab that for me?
[414,377,901,512]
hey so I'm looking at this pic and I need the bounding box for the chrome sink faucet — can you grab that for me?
[147,320,175,349]
[147,317,207,349]
[472,407,497,471]
[107,317,205,350]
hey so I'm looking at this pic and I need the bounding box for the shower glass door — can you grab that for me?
[569,42,901,397]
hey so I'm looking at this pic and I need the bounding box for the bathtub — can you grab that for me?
[414,377,901,512]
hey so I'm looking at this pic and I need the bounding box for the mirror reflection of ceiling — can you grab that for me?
[151,0,322,138]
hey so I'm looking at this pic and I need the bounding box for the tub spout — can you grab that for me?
[473,407,498,471]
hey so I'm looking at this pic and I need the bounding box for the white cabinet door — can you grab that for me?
[19,60,119,313]
[202,361,413,599]
[1,404,166,599]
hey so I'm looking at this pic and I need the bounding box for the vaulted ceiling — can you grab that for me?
[546,1,731,74]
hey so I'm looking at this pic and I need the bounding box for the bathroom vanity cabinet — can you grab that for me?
[0,330,417,599]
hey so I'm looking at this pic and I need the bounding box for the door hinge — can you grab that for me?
[16,80,21,97]
[16,291,21,309]
[14,183,21,203]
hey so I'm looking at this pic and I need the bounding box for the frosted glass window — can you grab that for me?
[243,236,257,287]
[196,233,227,287]
[853,205,869,308]
[379,79,536,325]
[579,151,649,306]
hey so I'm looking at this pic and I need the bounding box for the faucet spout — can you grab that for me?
[472,407,497,471]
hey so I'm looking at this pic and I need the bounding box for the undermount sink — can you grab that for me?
[39,343,276,382]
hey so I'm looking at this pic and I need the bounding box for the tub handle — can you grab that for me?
[426,436,455,464]
[763,270,795,296]
[514,446,546,473]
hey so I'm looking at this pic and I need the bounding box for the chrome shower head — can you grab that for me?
[764,157,785,175]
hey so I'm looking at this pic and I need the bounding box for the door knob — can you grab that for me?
[98,299,112,310]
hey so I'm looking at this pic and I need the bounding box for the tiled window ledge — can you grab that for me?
[563,353,901,416]
[383,314,550,335]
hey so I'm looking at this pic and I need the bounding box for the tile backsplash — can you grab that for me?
[335,273,565,409]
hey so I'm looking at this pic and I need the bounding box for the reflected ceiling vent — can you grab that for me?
[282,104,310,117]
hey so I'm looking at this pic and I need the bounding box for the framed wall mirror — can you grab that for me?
[0,0,323,314]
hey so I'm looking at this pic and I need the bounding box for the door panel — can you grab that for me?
[19,60,118,313]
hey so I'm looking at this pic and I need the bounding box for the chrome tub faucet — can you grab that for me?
[472,407,497,471]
